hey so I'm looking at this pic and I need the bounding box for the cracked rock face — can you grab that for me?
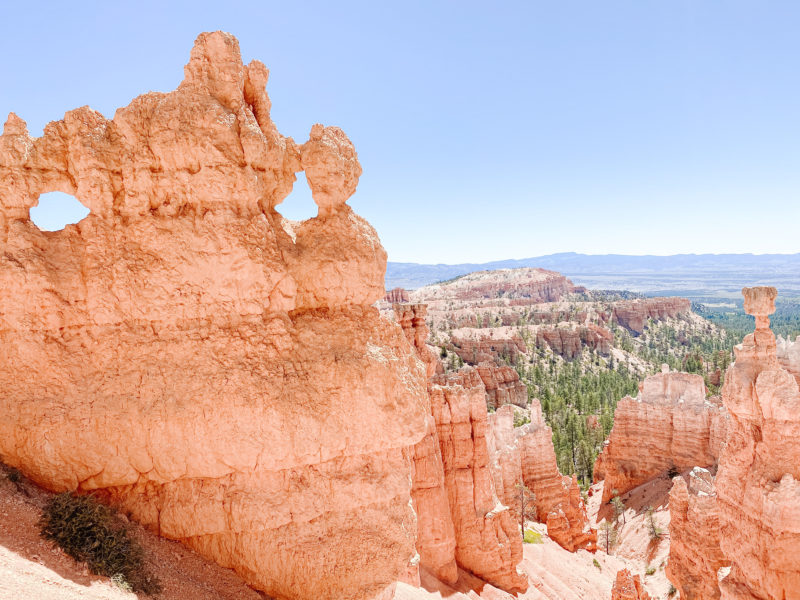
[0,31,429,600]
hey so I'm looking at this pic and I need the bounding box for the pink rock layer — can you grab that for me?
[668,287,800,600]
[612,298,691,334]
[394,304,527,593]
[535,323,613,359]
[476,363,528,409]
[594,368,727,504]
[488,404,597,552]
[610,568,652,600]
[385,287,411,303]
[0,32,432,600]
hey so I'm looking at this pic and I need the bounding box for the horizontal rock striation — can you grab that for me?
[450,327,527,365]
[594,368,727,504]
[0,32,431,600]
[612,298,691,334]
[611,568,652,600]
[413,268,578,302]
[535,324,613,359]
[476,363,528,409]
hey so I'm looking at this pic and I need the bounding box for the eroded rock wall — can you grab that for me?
[612,298,691,334]
[667,287,800,600]
[714,287,800,600]
[488,404,596,552]
[667,469,725,600]
[0,32,430,600]
[594,368,727,504]
[394,304,527,592]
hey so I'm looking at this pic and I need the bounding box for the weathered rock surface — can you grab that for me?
[0,32,431,600]
[385,287,410,303]
[594,368,727,503]
[613,298,691,334]
[610,568,651,600]
[431,371,528,593]
[666,287,800,600]
[667,468,725,600]
[413,268,578,302]
[476,363,528,409]
[714,287,800,600]
[450,327,527,365]
[488,404,596,552]
[394,304,527,592]
[535,324,612,359]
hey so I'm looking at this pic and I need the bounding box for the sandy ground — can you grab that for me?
[0,464,263,600]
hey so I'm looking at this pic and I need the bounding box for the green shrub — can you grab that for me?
[668,584,677,596]
[39,492,161,595]
[592,558,601,570]
[645,565,656,576]
[523,529,543,544]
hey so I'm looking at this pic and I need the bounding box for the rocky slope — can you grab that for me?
[0,31,430,600]
[594,368,727,503]
[668,287,800,600]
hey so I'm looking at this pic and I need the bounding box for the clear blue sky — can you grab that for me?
[2,1,799,262]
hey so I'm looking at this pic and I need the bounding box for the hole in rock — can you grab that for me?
[275,172,318,221]
[30,192,90,231]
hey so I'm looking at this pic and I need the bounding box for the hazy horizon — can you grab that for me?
[3,1,799,262]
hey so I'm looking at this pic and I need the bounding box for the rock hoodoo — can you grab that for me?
[594,368,727,504]
[488,404,597,552]
[668,287,800,600]
[394,303,528,593]
[610,568,652,600]
[0,32,431,600]
[667,468,726,600]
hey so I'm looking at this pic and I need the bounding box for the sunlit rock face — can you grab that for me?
[611,568,651,600]
[593,368,727,504]
[667,468,726,600]
[395,303,528,593]
[0,31,431,600]
[714,287,800,600]
[667,287,800,600]
[488,403,597,553]
[612,297,691,334]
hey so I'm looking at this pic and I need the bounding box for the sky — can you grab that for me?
[2,1,799,263]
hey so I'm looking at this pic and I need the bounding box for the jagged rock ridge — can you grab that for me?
[0,31,430,600]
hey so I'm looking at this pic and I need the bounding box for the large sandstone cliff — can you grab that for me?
[667,287,800,600]
[594,368,727,504]
[0,32,431,600]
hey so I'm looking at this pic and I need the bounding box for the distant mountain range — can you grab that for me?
[386,253,800,299]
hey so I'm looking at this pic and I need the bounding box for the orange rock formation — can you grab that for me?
[610,568,651,600]
[394,304,527,593]
[667,468,726,600]
[0,32,431,600]
[612,298,691,334]
[594,368,727,503]
[488,404,597,552]
[668,287,800,600]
